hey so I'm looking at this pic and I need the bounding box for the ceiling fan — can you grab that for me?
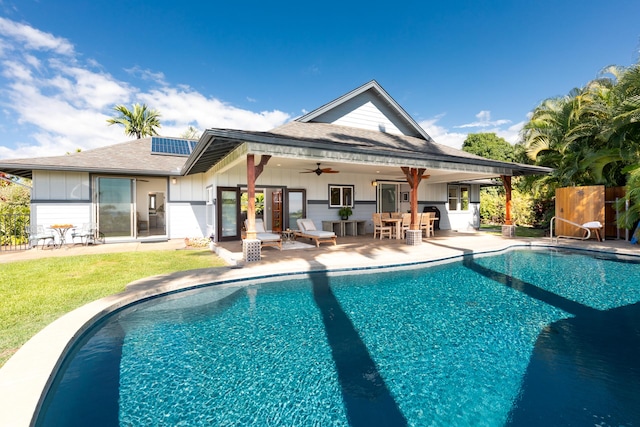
[301,163,340,176]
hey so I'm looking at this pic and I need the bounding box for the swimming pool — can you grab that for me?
[36,248,640,426]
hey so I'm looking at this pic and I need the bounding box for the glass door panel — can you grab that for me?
[379,183,398,213]
[287,190,305,230]
[97,177,133,238]
[218,188,239,240]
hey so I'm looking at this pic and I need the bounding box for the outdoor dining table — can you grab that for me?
[49,224,74,248]
[382,217,403,239]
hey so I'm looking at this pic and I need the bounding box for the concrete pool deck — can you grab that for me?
[1,232,638,426]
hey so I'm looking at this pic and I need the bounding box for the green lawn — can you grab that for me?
[0,250,227,367]
[480,224,547,238]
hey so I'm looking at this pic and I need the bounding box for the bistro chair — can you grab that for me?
[25,225,55,249]
[71,223,98,246]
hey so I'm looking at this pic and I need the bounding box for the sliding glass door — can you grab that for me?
[97,177,134,238]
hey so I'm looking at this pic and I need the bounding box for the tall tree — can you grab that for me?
[107,103,161,139]
[462,133,514,162]
[521,60,640,229]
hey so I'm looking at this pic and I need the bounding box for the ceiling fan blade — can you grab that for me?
[322,170,339,173]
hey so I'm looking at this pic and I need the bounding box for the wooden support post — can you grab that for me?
[401,167,427,230]
[246,154,257,240]
[501,175,512,226]
[245,154,271,241]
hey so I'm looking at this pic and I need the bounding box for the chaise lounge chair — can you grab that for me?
[244,219,282,250]
[295,219,337,247]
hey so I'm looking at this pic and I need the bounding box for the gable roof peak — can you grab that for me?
[296,80,433,142]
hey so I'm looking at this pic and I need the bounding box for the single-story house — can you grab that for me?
[0,80,550,244]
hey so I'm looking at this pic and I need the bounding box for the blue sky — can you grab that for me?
[0,0,639,159]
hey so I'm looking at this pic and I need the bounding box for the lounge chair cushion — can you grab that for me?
[297,219,335,237]
[254,219,267,233]
[299,219,317,231]
[582,221,602,229]
[256,232,281,242]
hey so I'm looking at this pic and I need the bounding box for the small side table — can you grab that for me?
[50,224,74,248]
[281,229,296,244]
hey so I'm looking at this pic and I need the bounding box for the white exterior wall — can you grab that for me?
[31,171,93,242]
[209,164,485,235]
[32,171,90,201]
[31,203,92,243]
[443,184,481,232]
[166,174,207,239]
[168,203,207,239]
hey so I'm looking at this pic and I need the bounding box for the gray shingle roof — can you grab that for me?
[0,138,186,179]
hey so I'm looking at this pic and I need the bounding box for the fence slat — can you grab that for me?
[0,213,30,251]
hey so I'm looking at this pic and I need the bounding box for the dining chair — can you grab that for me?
[401,213,411,238]
[420,212,435,237]
[372,213,392,239]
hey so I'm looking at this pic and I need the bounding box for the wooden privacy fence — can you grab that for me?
[555,185,626,239]
[0,213,29,251]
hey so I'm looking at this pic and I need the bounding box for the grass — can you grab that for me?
[0,250,227,367]
[480,224,547,238]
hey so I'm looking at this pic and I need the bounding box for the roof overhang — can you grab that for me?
[182,129,553,181]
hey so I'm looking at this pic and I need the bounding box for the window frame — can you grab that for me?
[447,184,470,212]
[328,184,354,208]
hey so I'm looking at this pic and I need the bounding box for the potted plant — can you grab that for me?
[338,206,353,220]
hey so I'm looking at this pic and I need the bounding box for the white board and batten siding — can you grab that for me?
[32,171,90,201]
[31,171,92,239]
[168,174,207,239]
[313,91,418,136]
[167,203,207,239]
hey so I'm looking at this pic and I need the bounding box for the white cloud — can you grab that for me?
[419,114,468,149]
[495,121,525,145]
[455,110,511,129]
[0,17,74,55]
[420,112,525,149]
[0,18,290,159]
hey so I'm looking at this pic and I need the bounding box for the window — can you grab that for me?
[206,186,214,229]
[148,194,157,210]
[329,185,354,208]
[448,185,470,211]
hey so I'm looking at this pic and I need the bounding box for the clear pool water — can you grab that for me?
[36,249,640,426]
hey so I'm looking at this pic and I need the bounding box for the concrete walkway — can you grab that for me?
[0,231,638,427]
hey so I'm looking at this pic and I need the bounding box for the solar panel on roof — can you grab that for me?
[151,137,195,156]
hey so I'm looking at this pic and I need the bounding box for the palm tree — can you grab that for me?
[107,103,161,139]
[521,61,640,229]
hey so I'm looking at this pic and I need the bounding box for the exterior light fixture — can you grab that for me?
[372,180,378,187]
[171,177,177,185]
